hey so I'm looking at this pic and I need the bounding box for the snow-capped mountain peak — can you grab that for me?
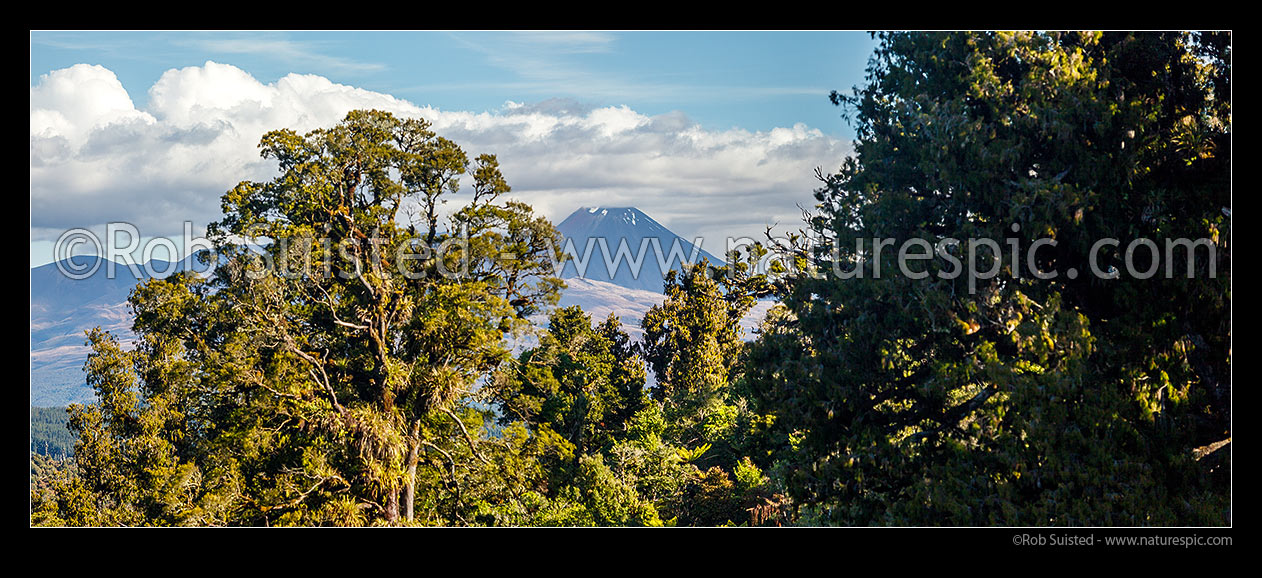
[556,206,722,293]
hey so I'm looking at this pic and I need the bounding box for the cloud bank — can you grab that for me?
[31,61,850,256]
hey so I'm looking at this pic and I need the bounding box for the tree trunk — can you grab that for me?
[385,488,400,524]
[405,420,421,522]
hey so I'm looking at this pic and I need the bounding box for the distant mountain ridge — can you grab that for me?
[555,207,723,293]
[30,254,210,406]
[31,208,763,407]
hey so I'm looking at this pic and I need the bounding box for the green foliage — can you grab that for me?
[37,110,566,526]
[602,402,693,519]
[485,256,777,526]
[494,306,647,459]
[32,33,1229,527]
[746,31,1230,525]
[30,452,72,495]
[641,255,768,449]
[485,306,670,525]
[552,454,663,526]
[630,255,776,525]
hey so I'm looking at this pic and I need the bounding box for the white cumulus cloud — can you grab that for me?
[30,62,850,258]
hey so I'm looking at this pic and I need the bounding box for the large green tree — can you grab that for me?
[494,306,647,459]
[746,31,1230,525]
[635,252,777,525]
[34,110,566,526]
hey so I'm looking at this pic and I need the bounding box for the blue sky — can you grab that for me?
[32,31,875,137]
[30,31,878,266]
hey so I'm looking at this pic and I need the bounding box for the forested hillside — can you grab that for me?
[30,407,73,459]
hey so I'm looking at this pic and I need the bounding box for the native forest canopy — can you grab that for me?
[31,31,1230,526]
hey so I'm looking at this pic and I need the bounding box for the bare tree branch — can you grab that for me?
[441,407,491,465]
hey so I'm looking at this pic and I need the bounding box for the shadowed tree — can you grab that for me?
[746,32,1230,525]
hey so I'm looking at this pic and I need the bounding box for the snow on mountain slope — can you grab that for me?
[30,209,772,406]
[554,277,665,341]
[548,277,774,343]
[516,277,775,388]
